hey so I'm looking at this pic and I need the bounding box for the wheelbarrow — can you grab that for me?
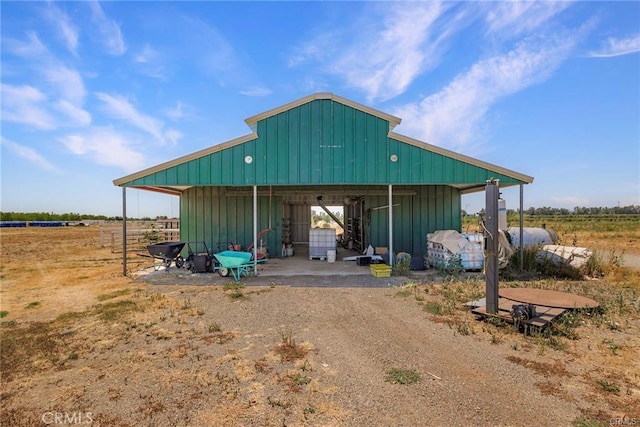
[212,250,265,282]
[143,241,187,270]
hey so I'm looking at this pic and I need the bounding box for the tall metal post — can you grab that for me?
[485,180,499,314]
[253,185,258,276]
[122,187,127,276]
[519,184,524,273]
[388,184,393,267]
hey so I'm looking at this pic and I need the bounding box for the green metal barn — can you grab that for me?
[114,93,533,271]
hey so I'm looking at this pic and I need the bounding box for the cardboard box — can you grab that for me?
[375,247,388,255]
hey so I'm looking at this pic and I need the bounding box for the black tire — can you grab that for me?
[184,255,194,272]
[218,267,230,277]
[175,256,185,269]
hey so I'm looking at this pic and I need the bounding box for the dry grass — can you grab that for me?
[274,331,309,362]
[405,271,640,424]
[1,225,638,425]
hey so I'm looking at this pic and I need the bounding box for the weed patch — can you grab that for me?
[597,379,620,394]
[55,311,89,325]
[94,300,139,322]
[385,368,421,385]
[96,288,131,301]
[506,355,568,377]
[423,301,444,315]
[571,414,608,427]
[0,322,65,382]
[275,332,308,362]
[223,283,246,300]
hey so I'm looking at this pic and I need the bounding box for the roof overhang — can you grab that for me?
[113,133,257,187]
[390,131,534,189]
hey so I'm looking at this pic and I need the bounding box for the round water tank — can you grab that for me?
[507,227,557,247]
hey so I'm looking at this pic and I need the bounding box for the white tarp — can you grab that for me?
[538,245,592,269]
[428,230,473,254]
[427,230,485,270]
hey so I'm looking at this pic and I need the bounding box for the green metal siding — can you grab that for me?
[180,186,282,258]
[178,184,460,258]
[122,99,526,188]
[366,186,461,256]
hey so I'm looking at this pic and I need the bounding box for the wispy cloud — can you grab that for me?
[240,87,272,97]
[291,2,459,102]
[134,44,156,64]
[43,2,79,55]
[164,101,188,121]
[95,92,181,145]
[1,137,61,173]
[588,33,640,58]
[392,32,581,153]
[43,64,86,105]
[96,92,164,139]
[133,44,168,79]
[164,129,183,146]
[60,129,146,172]
[2,32,91,128]
[1,84,56,130]
[88,1,125,55]
[339,2,450,102]
[485,2,571,36]
[54,100,92,127]
[2,31,47,57]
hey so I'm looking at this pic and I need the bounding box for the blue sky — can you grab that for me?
[1,1,639,217]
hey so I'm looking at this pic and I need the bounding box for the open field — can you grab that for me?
[464,214,640,255]
[1,222,639,426]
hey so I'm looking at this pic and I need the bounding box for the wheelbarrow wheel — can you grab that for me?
[175,256,184,269]
[218,267,230,277]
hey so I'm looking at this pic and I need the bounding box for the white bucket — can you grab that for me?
[285,246,294,257]
[327,249,336,263]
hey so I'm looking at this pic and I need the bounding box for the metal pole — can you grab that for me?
[253,185,258,276]
[122,187,127,276]
[485,180,499,314]
[388,184,393,267]
[519,184,524,273]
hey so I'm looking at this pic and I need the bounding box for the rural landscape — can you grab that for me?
[1,211,639,426]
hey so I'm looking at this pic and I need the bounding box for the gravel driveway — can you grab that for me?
[151,282,579,426]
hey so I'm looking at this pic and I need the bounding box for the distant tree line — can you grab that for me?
[519,205,639,216]
[0,212,174,221]
[464,205,639,217]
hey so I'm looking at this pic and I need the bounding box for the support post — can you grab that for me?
[122,187,127,276]
[388,184,393,267]
[519,184,524,273]
[485,180,499,314]
[253,185,258,276]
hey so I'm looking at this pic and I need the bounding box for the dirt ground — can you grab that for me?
[1,227,639,426]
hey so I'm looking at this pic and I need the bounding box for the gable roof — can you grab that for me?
[114,93,533,195]
[244,92,402,132]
